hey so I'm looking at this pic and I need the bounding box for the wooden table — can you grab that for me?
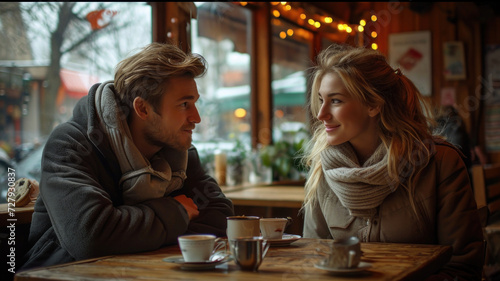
[14,238,452,281]
[223,185,305,234]
[224,185,304,209]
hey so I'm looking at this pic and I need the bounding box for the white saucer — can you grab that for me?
[314,261,372,275]
[163,252,231,270]
[266,234,301,246]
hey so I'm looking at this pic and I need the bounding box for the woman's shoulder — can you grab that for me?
[432,137,466,160]
[430,138,469,176]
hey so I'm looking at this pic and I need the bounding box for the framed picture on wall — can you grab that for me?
[443,41,466,80]
[389,31,432,96]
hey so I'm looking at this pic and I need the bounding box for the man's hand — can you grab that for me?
[174,194,200,220]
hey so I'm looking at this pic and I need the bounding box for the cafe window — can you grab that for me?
[271,17,312,141]
[174,2,363,183]
[191,3,252,154]
[0,2,152,149]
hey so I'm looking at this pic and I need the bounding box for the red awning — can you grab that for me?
[60,68,99,99]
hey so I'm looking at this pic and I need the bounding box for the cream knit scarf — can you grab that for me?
[94,81,187,205]
[320,142,398,217]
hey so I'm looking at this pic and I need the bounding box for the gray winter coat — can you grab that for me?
[20,83,234,271]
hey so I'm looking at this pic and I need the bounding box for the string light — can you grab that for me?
[235,2,365,39]
[371,15,377,22]
[371,31,377,38]
[371,43,378,50]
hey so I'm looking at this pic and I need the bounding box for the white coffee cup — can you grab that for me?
[178,234,226,262]
[226,216,261,241]
[259,218,288,239]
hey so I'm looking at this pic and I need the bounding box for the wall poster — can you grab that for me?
[388,30,432,96]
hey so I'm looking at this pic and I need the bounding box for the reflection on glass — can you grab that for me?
[191,2,252,151]
[271,18,312,142]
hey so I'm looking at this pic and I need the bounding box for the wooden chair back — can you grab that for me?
[471,164,500,225]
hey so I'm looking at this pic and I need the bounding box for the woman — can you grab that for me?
[301,44,484,281]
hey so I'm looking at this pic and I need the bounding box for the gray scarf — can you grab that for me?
[94,81,187,205]
[321,142,398,217]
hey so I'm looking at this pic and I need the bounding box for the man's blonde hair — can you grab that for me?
[114,42,207,112]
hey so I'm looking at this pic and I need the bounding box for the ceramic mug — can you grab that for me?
[226,215,261,241]
[259,218,288,239]
[178,234,226,262]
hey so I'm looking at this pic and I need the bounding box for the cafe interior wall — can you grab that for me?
[154,2,500,164]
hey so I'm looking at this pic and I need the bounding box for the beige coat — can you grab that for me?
[303,142,484,281]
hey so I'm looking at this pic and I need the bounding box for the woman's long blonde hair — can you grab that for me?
[302,44,437,213]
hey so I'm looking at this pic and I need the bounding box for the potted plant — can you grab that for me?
[259,127,309,182]
[226,138,248,186]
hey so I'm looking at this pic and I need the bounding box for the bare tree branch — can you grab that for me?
[62,16,135,55]
[61,28,103,54]
[4,2,150,135]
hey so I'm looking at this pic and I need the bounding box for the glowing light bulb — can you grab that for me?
[234,108,247,118]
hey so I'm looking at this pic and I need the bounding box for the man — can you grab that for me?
[20,42,234,270]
